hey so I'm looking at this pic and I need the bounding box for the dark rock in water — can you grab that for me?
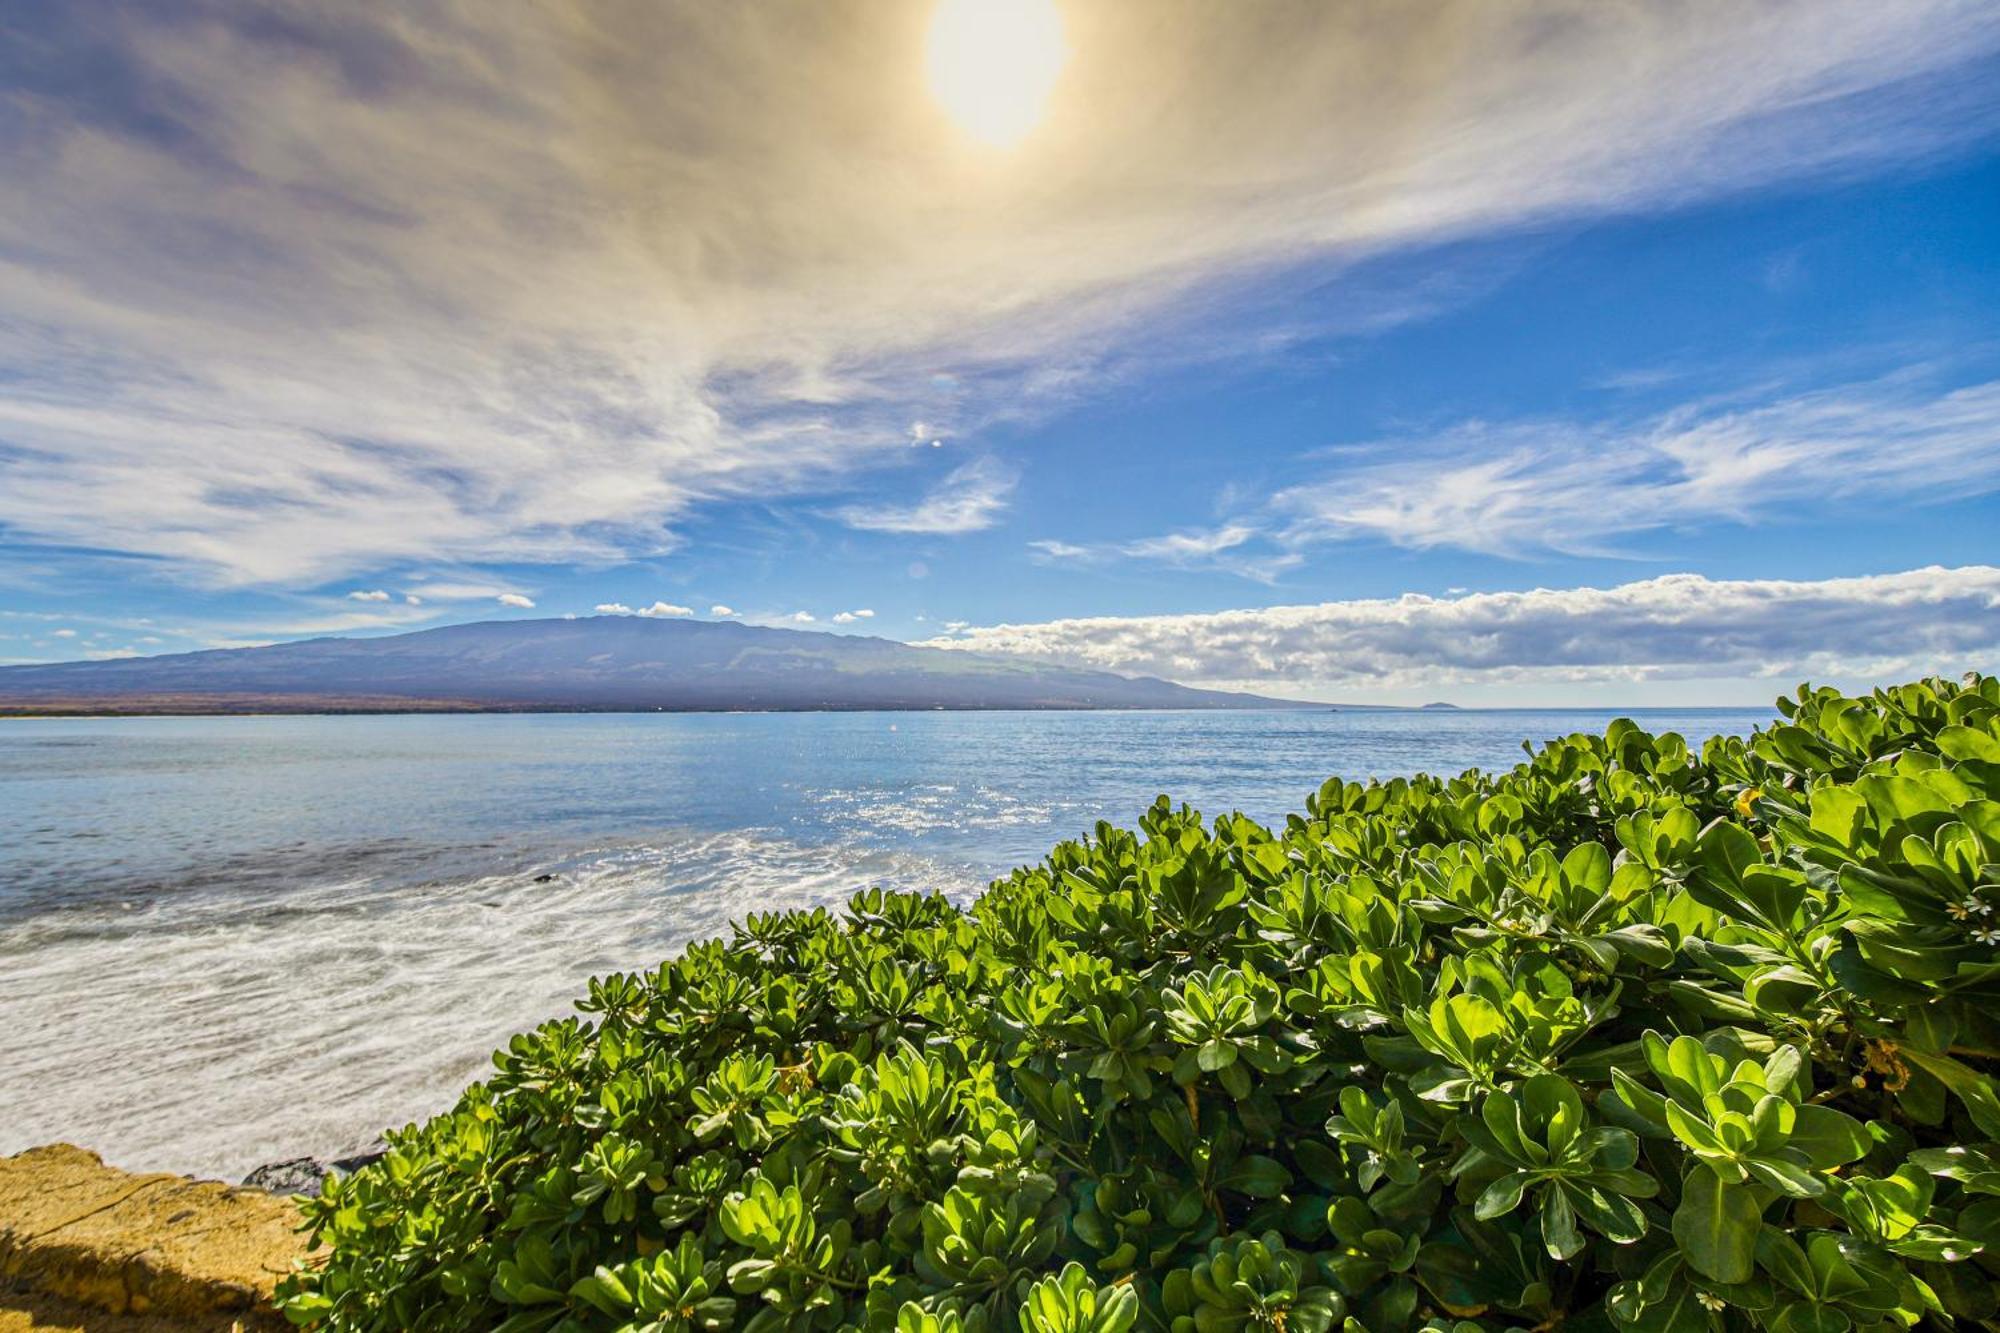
[533,873,555,883]
[241,1157,323,1194]
[242,1144,385,1195]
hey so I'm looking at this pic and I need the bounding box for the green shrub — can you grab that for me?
[280,675,2000,1332]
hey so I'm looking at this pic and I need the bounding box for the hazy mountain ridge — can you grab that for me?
[0,616,1310,713]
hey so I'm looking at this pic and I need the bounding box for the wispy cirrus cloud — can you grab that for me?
[835,459,1016,535]
[6,598,449,660]
[1030,523,1303,583]
[924,566,2000,700]
[1121,526,1261,562]
[0,4,1994,584]
[1278,372,2000,557]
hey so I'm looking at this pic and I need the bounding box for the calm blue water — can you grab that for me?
[1,707,1763,1176]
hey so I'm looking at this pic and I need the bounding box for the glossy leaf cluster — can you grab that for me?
[281,675,2000,1333]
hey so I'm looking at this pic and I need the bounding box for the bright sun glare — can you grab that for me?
[925,0,1068,148]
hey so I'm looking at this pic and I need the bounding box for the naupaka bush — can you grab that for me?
[280,675,2000,1333]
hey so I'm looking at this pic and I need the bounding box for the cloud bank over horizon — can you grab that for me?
[1,2,1996,586]
[8,568,1994,706]
[923,567,2000,703]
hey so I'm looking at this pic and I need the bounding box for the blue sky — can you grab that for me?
[1,2,1997,703]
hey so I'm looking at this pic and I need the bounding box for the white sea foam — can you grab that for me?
[0,830,975,1180]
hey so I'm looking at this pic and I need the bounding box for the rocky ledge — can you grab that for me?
[0,1145,305,1330]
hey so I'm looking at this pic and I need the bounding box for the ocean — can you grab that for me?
[1,706,1766,1178]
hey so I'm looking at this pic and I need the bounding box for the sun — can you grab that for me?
[924,0,1068,148]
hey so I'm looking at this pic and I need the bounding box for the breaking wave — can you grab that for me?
[0,830,975,1179]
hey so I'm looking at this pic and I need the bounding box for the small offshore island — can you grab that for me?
[9,674,1997,1332]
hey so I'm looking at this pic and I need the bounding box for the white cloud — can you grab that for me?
[792,611,817,623]
[0,6,1992,583]
[397,581,537,607]
[834,458,1016,535]
[85,647,140,660]
[594,602,634,615]
[51,628,76,638]
[853,608,874,618]
[710,604,736,617]
[924,567,2000,700]
[346,589,390,602]
[833,612,857,624]
[1123,526,1259,562]
[1032,524,1303,583]
[637,601,693,617]
[1032,371,2000,577]
[1279,374,2000,557]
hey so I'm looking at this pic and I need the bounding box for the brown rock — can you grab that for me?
[0,1146,306,1330]
[2,1277,256,1331]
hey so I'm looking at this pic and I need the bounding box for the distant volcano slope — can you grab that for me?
[0,616,1309,714]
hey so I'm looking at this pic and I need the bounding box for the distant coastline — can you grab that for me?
[0,615,1321,716]
[1,700,1786,718]
[0,694,1327,718]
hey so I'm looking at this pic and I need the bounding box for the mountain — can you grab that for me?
[0,616,1310,715]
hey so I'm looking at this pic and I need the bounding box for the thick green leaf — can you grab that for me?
[1673,1168,1761,1283]
[1788,1105,1870,1171]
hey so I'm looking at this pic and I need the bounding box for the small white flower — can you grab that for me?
[1696,1291,1728,1312]
[1974,926,2000,946]
[1949,901,1974,920]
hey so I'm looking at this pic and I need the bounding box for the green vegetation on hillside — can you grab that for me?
[282,675,2000,1333]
